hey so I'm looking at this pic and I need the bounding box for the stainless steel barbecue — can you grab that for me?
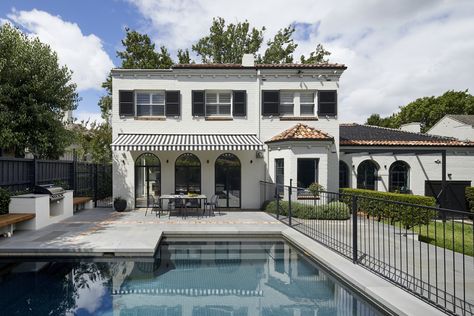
[33,184,65,202]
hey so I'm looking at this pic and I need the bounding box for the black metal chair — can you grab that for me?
[145,195,161,217]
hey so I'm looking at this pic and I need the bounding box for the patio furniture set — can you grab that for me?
[145,194,220,218]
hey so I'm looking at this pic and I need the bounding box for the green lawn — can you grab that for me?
[414,221,473,257]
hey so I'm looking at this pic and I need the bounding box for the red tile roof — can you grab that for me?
[172,63,347,70]
[340,124,474,147]
[266,124,334,143]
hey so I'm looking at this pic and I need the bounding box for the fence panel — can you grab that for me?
[260,180,474,316]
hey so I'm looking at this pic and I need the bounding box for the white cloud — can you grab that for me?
[128,0,474,122]
[8,9,114,91]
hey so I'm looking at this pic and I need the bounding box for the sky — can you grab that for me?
[1,0,473,123]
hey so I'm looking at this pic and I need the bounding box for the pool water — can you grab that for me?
[0,239,384,315]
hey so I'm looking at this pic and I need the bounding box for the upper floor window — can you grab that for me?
[136,91,165,116]
[262,90,317,117]
[206,91,232,116]
[300,92,315,115]
[279,92,294,116]
[318,90,337,116]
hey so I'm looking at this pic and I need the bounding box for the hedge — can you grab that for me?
[466,187,474,213]
[0,188,11,215]
[340,188,437,229]
[263,200,350,220]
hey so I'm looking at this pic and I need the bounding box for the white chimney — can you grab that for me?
[242,54,255,67]
[400,122,421,133]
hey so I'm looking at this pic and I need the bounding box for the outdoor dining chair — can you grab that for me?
[145,195,162,217]
[204,194,220,216]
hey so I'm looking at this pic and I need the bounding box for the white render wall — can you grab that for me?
[340,149,474,195]
[111,68,343,209]
[427,116,474,141]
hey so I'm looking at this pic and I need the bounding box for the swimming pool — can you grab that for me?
[0,239,385,315]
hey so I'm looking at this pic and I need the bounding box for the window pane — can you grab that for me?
[137,104,150,116]
[219,105,231,115]
[151,104,165,116]
[279,104,294,115]
[152,93,165,104]
[297,159,318,190]
[206,105,218,115]
[136,93,150,104]
[219,93,231,104]
[300,92,314,104]
[300,104,314,115]
[280,91,294,104]
[206,93,217,103]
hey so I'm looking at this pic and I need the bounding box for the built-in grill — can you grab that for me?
[34,184,65,202]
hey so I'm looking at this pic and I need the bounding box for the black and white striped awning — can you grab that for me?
[112,134,264,151]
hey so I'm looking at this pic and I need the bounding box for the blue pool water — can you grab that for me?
[0,239,384,315]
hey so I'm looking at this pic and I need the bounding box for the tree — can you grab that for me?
[364,90,474,132]
[0,24,78,158]
[365,114,394,128]
[258,25,298,64]
[177,48,192,64]
[301,44,331,64]
[192,17,265,63]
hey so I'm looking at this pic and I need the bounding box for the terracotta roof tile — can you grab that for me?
[266,124,334,143]
[340,124,474,147]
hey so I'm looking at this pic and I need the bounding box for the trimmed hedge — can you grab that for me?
[263,200,350,220]
[466,187,474,213]
[340,188,437,229]
[0,188,11,215]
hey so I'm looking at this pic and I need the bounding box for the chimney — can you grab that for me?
[242,54,255,67]
[400,122,421,133]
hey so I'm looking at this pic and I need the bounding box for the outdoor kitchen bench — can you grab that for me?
[0,214,35,237]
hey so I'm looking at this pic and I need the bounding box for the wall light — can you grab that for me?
[434,159,441,164]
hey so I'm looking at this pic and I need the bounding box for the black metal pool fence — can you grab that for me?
[260,180,474,316]
[0,156,112,207]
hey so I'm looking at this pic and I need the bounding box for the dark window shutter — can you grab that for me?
[192,90,205,116]
[262,91,279,116]
[165,91,180,116]
[233,90,247,116]
[119,90,134,116]
[318,90,337,116]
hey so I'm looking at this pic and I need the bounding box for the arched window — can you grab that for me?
[215,153,241,208]
[175,153,201,194]
[135,153,161,208]
[357,160,379,190]
[339,161,350,188]
[389,161,410,193]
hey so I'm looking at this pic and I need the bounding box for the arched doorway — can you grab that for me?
[135,153,161,208]
[215,153,241,208]
[175,153,201,194]
[357,160,379,190]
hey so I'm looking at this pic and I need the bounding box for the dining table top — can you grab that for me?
[159,194,207,200]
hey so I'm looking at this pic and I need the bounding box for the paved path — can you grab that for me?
[0,208,285,257]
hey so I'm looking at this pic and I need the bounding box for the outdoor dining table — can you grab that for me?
[159,194,208,217]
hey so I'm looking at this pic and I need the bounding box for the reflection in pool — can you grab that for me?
[0,240,384,315]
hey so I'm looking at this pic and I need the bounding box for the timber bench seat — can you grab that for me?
[0,213,35,237]
[73,197,93,212]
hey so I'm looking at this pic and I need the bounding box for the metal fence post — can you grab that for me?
[275,185,280,220]
[288,179,293,226]
[352,195,358,264]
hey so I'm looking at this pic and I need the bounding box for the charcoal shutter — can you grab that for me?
[318,90,337,116]
[165,91,180,116]
[262,91,279,116]
[192,90,205,116]
[233,90,247,116]
[119,90,134,116]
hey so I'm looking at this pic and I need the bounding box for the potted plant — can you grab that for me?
[113,197,127,212]
[308,182,325,199]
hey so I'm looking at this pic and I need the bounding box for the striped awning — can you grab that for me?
[112,134,264,151]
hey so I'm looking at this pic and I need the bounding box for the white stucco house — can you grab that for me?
[427,115,474,141]
[111,55,474,211]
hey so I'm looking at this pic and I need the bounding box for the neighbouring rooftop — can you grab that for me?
[446,114,474,126]
[340,123,474,147]
[172,63,347,70]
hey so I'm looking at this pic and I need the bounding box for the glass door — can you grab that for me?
[135,154,161,208]
[215,154,241,208]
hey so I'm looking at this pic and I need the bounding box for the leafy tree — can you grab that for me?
[258,25,298,64]
[0,23,78,158]
[192,17,265,63]
[365,113,394,128]
[177,48,192,64]
[301,43,331,64]
[365,90,474,132]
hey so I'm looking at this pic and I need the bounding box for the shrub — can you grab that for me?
[0,188,11,215]
[466,187,474,213]
[340,188,437,229]
[308,182,325,197]
[263,200,350,220]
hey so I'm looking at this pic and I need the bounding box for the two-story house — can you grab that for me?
[111,55,346,210]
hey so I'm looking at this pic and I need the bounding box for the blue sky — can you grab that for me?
[1,0,473,123]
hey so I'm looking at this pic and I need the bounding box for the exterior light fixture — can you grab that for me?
[435,159,441,164]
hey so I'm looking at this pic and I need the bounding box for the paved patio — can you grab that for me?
[0,208,286,257]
